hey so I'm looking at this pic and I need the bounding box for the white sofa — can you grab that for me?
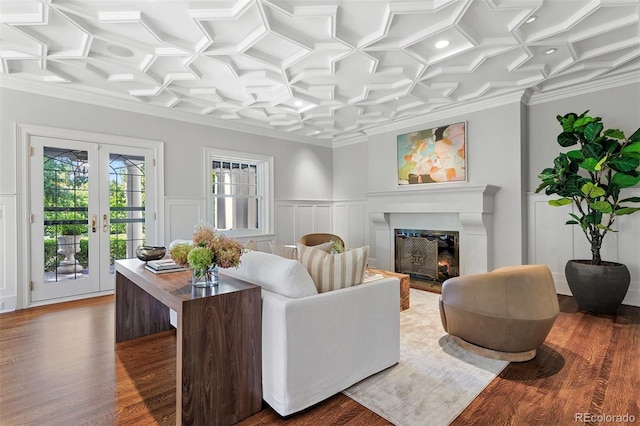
[220,250,400,416]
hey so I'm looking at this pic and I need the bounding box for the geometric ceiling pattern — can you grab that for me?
[1,0,639,145]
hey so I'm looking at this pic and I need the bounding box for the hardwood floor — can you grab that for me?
[1,292,638,425]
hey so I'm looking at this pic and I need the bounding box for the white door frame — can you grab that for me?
[17,123,165,308]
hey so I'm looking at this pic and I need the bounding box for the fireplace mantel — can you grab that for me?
[365,184,499,275]
[365,184,499,213]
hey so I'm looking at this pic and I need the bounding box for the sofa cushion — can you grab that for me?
[270,241,333,260]
[297,244,369,293]
[219,250,318,298]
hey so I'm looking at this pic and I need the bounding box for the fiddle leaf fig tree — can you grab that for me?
[536,111,640,265]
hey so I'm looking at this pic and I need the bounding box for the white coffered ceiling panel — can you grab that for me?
[1,0,639,146]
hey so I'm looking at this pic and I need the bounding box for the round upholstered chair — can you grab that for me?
[439,265,559,362]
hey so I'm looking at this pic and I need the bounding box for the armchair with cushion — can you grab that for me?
[299,233,344,251]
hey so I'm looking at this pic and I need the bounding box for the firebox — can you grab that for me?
[394,229,459,282]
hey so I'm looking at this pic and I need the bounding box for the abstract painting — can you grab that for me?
[397,122,466,185]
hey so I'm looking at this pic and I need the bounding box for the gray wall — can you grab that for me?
[2,80,639,309]
[0,88,334,309]
[332,81,640,271]
[329,80,640,306]
[0,88,333,200]
[360,101,527,268]
[332,141,369,201]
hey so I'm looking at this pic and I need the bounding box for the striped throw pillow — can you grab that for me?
[297,244,369,293]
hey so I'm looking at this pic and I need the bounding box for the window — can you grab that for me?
[205,148,273,237]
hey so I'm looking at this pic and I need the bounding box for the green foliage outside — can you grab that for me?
[43,155,90,238]
[43,236,130,272]
[42,152,146,272]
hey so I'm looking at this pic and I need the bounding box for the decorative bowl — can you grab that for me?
[135,246,166,261]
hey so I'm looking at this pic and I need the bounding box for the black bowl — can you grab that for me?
[135,246,166,261]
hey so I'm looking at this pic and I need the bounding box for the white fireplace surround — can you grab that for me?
[366,184,499,276]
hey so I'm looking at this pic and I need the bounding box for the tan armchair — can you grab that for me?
[439,265,559,362]
[299,233,344,250]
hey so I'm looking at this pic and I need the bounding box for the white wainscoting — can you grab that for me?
[274,200,369,250]
[164,196,276,252]
[528,190,640,307]
[333,201,369,250]
[0,195,17,312]
[274,201,333,245]
[164,197,205,244]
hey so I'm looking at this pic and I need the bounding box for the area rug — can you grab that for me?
[343,289,509,426]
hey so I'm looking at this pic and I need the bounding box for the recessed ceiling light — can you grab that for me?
[544,48,557,55]
[435,40,450,49]
[294,101,303,107]
[107,44,134,58]
[525,16,537,24]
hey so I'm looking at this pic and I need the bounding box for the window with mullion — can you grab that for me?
[207,150,272,237]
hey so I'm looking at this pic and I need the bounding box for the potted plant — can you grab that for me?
[59,223,88,236]
[170,222,244,287]
[536,111,640,313]
[56,223,87,273]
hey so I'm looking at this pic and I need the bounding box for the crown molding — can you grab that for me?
[0,75,333,148]
[332,134,369,148]
[3,70,638,151]
[332,70,640,147]
[526,71,640,106]
[332,90,527,147]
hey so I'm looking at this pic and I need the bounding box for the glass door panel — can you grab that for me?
[99,152,148,290]
[31,138,100,302]
[44,149,90,281]
[30,137,155,302]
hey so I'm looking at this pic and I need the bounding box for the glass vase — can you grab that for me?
[192,265,219,287]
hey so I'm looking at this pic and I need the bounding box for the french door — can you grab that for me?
[29,136,156,302]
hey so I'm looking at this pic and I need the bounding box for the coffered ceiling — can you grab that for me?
[1,0,639,146]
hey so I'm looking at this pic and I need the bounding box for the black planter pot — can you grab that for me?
[564,260,630,314]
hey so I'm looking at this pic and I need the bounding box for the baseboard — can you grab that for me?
[0,295,17,313]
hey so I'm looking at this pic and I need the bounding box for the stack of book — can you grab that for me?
[145,259,187,274]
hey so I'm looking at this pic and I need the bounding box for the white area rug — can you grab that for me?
[343,289,509,426]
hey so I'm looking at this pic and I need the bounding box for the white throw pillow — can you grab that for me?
[269,242,298,259]
[296,244,369,293]
[269,240,333,260]
[219,250,318,298]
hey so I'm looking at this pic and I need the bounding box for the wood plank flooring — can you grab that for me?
[1,292,638,425]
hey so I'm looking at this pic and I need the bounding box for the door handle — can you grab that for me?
[92,214,97,233]
[103,214,108,233]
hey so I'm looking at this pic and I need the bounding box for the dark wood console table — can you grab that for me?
[115,259,262,425]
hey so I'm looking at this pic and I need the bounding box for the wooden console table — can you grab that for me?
[366,267,410,311]
[115,259,262,425]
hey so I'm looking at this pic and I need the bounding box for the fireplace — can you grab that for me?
[365,184,499,276]
[395,229,459,282]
